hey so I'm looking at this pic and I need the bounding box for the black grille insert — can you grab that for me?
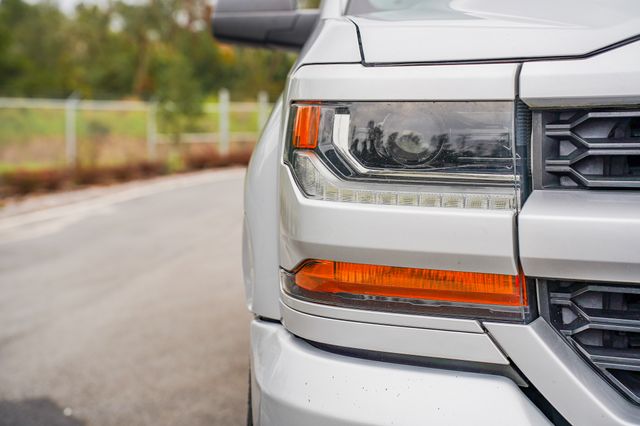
[534,109,640,189]
[540,280,640,404]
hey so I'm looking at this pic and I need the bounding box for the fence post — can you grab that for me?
[218,88,230,156]
[147,100,158,160]
[257,91,269,132]
[65,93,79,166]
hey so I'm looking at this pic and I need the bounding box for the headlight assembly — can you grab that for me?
[286,101,528,210]
[283,101,533,322]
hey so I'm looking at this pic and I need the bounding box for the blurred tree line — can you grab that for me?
[0,0,295,102]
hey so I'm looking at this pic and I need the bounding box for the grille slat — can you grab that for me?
[541,280,640,404]
[535,109,640,189]
[587,347,640,367]
[579,307,640,327]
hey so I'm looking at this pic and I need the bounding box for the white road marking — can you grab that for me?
[0,168,245,243]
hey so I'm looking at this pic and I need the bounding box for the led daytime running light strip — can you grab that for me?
[293,151,515,210]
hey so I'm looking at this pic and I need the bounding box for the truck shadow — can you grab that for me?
[0,398,85,426]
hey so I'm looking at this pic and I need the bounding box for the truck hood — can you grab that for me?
[350,0,640,64]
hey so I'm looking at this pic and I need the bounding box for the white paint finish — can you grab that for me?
[521,41,640,107]
[350,0,640,63]
[251,319,551,426]
[519,190,640,283]
[318,0,348,20]
[281,303,508,364]
[281,292,484,333]
[486,318,640,426]
[296,18,361,65]
[279,165,519,275]
[242,97,284,319]
[288,62,518,101]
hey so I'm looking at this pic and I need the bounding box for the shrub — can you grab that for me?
[74,167,103,186]
[2,169,69,195]
[109,164,139,182]
[138,161,168,177]
[227,149,253,166]
[0,147,254,198]
[183,147,253,170]
[183,148,226,170]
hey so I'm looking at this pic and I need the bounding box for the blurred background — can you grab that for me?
[0,0,300,196]
[0,0,304,425]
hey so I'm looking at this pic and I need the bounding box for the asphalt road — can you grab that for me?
[0,169,250,426]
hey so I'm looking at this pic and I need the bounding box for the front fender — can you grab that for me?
[242,95,283,319]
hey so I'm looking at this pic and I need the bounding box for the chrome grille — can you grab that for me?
[540,280,640,404]
[533,109,640,189]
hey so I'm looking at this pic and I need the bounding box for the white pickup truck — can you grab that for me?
[213,1,640,425]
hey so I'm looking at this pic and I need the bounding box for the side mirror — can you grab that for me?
[212,0,320,50]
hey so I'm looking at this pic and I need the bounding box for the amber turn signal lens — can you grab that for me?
[293,260,527,307]
[292,105,321,149]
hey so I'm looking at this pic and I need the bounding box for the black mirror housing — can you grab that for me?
[212,0,320,50]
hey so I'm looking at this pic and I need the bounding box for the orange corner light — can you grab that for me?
[293,260,527,307]
[292,105,321,149]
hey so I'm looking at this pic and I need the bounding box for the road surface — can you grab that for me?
[0,169,250,426]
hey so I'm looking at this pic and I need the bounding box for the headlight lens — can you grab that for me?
[347,102,513,172]
[286,101,527,210]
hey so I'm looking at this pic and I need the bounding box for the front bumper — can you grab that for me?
[250,319,551,426]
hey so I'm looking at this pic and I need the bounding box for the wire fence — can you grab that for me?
[0,90,271,171]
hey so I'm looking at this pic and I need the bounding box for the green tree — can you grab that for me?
[68,4,137,98]
[151,46,203,144]
[0,0,75,97]
[0,0,295,101]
